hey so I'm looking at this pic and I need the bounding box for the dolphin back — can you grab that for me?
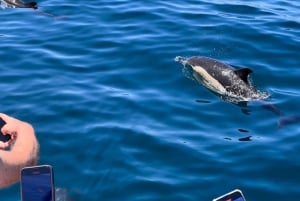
[187,56,232,71]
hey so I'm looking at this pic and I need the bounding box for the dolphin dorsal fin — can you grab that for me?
[234,68,253,84]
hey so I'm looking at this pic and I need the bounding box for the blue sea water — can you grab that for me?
[0,0,300,200]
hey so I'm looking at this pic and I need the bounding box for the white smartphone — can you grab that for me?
[213,189,246,201]
[20,165,55,201]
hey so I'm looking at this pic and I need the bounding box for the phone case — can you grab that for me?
[20,165,55,201]
[213,189,246,201]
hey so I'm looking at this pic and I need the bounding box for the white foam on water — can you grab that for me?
[0,0,9,9]
[223,87,270,103]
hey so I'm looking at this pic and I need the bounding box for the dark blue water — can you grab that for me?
[1,0,300,201]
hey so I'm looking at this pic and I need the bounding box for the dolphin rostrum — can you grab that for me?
[175,56,268,103]
[1,0,37,9]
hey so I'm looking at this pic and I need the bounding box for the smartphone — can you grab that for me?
[0,117,11,142]
[20,165,55,201]
[213,189,246,201]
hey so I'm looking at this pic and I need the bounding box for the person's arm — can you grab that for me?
[0,113,39,188]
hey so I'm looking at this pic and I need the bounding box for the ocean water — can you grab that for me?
[0,0,300,201]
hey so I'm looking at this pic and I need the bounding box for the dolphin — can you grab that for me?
[1,0,37,9]
[175,56,268,103]
[175,56,300,128]
[1,0,64,19]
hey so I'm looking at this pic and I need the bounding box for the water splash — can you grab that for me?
[0,0,9,8]
[174,56,188,66]
[222,88,270,104]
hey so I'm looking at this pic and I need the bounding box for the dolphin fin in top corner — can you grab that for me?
[2,0,37,9]
[233,68,253,85]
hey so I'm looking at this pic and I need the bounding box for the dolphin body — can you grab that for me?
[175,56,300,128]
[175,56,267,103]
[1,0,37,9]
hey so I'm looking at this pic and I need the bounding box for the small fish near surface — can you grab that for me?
[175,56,300,128]
[1,0,37,9]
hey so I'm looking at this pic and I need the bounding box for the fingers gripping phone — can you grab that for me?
[0,117,11,142]
[20,165,55,201]
[213,189,246,201]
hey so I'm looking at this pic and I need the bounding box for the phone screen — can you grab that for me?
[21,166,54,201]
[226,197,244,201]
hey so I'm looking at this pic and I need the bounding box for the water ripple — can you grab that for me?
[1,0,300,201]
